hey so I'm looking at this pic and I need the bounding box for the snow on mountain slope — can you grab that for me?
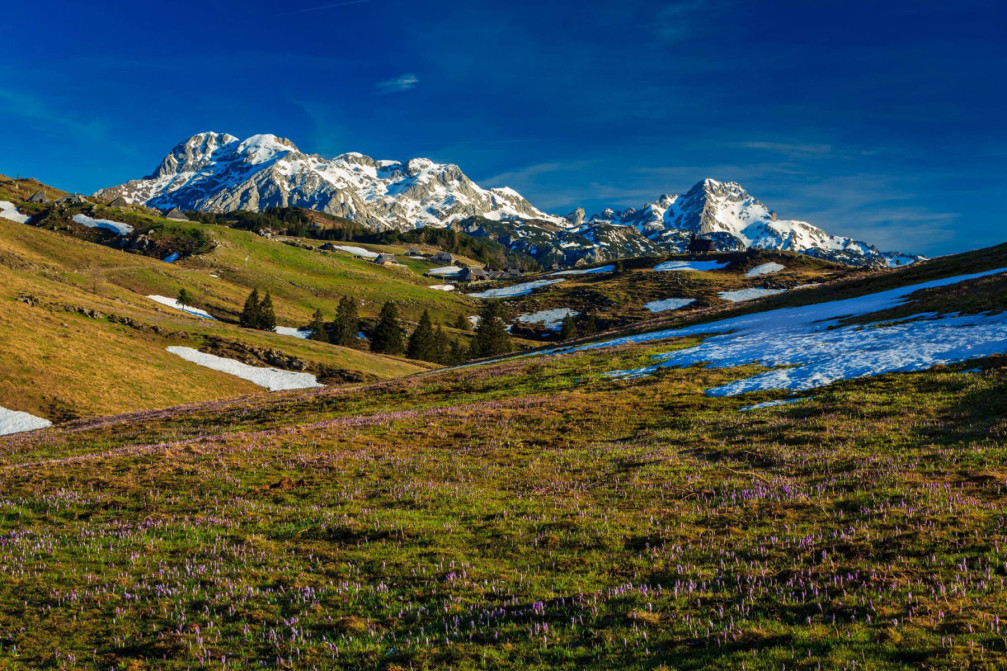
[96,134,922,267]
[584,179,924,267]
[97,132,565,231]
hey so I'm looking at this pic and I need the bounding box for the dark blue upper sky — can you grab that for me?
[1,0,1004,255]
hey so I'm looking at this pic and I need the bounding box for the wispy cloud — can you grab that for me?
[740,141,833,157]
[276,0,372,17]
[375,73,419,94]
[653,1,716,43]
[0,89,107,141]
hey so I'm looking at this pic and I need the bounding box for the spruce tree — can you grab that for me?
[449,339,466,365]
[469,301,511,358]
[432,326,450,364]
[258,291,277,332]
[406,310,436,361]
[240,288,261,328]
[371,301,405,354]
[559,313,579,341]
[454,314,471,331]
[582,313,598,336]
[331,296,360,347]
[176,288,191,309]
[307,308,328,342]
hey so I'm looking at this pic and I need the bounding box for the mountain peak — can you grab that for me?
[105,132,564,229]
[693,178,749,201]
[235,134,299,164]
[148,131,239,179]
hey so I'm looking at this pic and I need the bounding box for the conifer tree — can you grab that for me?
[582,313,598,336]
[176,288,191,309]
[469,301,511,358]
[258,291,277,332]
[240,288,261,328]
[406,310,436,361]
[371,301,405,354]
[331,296,360,347]
[432,326,450,364]
[307,308,328,342]
[559,313,579,340]
[454,314,471,331]
[449,338,466,365]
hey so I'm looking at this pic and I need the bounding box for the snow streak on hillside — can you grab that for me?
[598,269,1007,395]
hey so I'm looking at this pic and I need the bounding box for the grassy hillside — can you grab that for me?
[0,279,1003,667]
[471,250,857,338]
[0,212,464,421]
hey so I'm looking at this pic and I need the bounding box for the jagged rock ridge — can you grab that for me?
[97,133,923,267]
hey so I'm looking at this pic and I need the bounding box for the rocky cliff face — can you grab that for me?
[98,134,923,267]
[97,132,565,231]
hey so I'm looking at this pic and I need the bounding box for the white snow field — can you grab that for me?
[598,268,1007,396]
[275,326,311,339]
[72,213,134,236]
[166,347,323,391]
[549,265,615,276]
[654,259,730,272]
[0,201,29,224]
[468,279,565,299]
[745,262,786,277]
[147,295,216,319]
[718,288,787,302]
[515,308,581,331]
[428,284,456,291]
[331,245,378,259]
[0,407,52,437]
[428,266,462,276]
[644,298,697,313]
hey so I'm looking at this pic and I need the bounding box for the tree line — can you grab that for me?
[303,296,513,364]
[180,285,517,365]
[185,207,540,271]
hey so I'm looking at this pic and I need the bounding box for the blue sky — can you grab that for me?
[1,0,1004,255]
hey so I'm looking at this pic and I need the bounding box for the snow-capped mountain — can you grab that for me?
[575,179,923,268]
[97,133,922,267]
[97,132,565,230]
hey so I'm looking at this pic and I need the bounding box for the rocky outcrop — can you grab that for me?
[97,133,565,231]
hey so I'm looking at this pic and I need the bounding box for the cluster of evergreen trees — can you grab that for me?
[302,297,513,364]
[239,288,277,331]
[237,287,521,364]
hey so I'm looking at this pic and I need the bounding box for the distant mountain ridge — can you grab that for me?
[97,132,923,268]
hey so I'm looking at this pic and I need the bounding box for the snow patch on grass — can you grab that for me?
[0,407,52,436]
[644,298,696,313]
[549,265,615,276]
[468,279,565,299]
[654,260,729,272]
[718,288,787,302]
[515,308,580,331]
[428,284,456,291]
[147,295,216,320]
[72,214,134,236]
[600,268,1007,396]
[745,262,785,277]
[740,398,805,411]
[166,347,323,391]
[275,326,311,339]
[0,201,28,224]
